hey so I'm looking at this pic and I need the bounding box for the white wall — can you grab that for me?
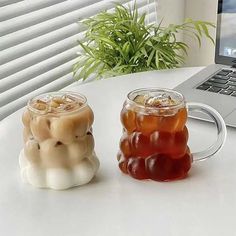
[184,0,218,66]
[157,0,218,66]
[157,0,185,25]
[157,0,185,41]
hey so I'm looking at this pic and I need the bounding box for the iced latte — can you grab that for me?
[20,92,99,190]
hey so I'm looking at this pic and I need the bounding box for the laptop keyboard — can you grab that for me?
[196,69,236,97]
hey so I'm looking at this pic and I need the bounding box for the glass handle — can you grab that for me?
[187,102,227,162]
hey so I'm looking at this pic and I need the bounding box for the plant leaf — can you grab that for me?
[73,4,215,81]
[147,49,155,66]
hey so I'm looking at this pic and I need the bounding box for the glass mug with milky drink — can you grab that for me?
[118,88,227,181]
[19,92,99,190]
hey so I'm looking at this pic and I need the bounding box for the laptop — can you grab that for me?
[174,0,236,128]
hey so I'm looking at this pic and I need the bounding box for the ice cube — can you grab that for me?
[133,95,145,105]
[33,100,48,112]
[31,94,84,114]
[145,93,177,107]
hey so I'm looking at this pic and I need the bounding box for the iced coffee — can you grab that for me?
[118,88,192,181]
[20,92,99,190]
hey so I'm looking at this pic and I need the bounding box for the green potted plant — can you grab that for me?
[73,3,215,81]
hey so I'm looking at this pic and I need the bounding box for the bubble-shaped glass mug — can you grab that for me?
[118,88,227,181]
[20,92,99,190]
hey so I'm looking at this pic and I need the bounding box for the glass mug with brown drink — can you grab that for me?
[20,92,99,190]
[118,88,227,181]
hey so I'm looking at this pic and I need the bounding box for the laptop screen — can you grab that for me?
[219,0,236,58]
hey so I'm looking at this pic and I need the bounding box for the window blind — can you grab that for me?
[0,0,158,120]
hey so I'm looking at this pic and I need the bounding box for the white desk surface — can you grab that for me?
[1,67,236,236]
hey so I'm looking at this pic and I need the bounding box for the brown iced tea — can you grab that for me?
[118,88,192,181]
